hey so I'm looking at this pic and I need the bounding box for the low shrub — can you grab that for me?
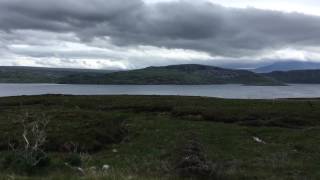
[1,110,128,152]
[1,150,50,174]
[0,112,51,175]
[173,134,216,179]
[64,153,82,167]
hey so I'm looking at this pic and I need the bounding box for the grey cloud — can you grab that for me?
[0,0,320,58]
[0,0,142,32]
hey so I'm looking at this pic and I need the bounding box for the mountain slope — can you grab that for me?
[0,66,114,83]
[254,61,320,73]
[264,69,320,84]
[60,64,282,85]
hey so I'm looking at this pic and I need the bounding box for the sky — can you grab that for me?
[0,0,320,70]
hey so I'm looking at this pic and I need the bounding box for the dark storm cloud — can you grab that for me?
[1,0,320,57]
[0,0,142,31]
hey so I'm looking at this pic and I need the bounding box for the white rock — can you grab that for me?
[253,136,266,144]
[76,167,85,176]
[102,164,110,171]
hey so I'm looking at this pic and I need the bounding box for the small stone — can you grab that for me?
[112,149,118,153]
[253,136,266,144]
[102,164,110,171]
[76,167,85,176]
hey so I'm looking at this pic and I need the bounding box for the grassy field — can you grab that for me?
[0,95,320,179]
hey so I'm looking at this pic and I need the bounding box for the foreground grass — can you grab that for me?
[0,95,320,179]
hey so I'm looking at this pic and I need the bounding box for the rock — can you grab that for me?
[253,136,266,144]
[64,162,86,176]
[112,148,118,153]
[102,164,110,171]
[76,167,85,176]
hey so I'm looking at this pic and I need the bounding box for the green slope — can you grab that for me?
[60,64,282,85]
[264,69,320,84]
[0,66,113,83]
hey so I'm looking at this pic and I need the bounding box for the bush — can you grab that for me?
[173,135,216,179]
[1,151,50,174]
[43,110,128,152]
[0,112,51,174]
[64,153,82,167]
[1,110,128,152]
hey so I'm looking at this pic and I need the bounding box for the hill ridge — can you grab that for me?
[60,64,282,85]
[0,64,282,85]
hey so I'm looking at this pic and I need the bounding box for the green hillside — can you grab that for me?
[60,64,282,85]
[0,66,113,83]
[264,69,320,83]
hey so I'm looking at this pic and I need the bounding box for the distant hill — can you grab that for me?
[59,64,282,85]
[264,69,320,84]
[254,61,320,73]
[0,66,114,83]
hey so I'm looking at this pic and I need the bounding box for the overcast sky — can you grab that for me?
[0,0,320,69]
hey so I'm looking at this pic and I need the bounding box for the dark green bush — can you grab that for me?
[64,153,82,167]
[0,110,128,152]
[1,150,50,174]
[172,134,216,179]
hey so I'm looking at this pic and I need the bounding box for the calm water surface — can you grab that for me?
[0,83,320,99]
